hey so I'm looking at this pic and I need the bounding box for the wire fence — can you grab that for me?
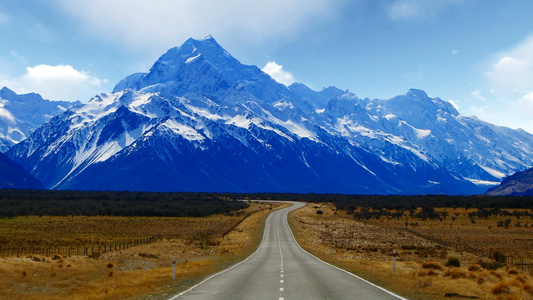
[0,236,158,258]
[401,227,533,271]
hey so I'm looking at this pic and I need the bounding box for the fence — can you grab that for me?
[0,236,158,258]
[400,227,533,271]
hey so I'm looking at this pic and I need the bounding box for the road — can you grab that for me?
[171,202,407,300]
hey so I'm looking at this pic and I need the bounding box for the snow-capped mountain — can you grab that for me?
[7,36,533,194]
[0,87,81,152]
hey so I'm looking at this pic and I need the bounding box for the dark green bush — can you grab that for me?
[445,258,461,267]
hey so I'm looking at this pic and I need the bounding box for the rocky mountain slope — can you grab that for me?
[0,87,81,152]
[486,168,533,196]
[7,36,533,194]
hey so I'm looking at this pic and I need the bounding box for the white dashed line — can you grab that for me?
[277,219,286,297]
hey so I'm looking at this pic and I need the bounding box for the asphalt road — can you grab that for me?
[171,202,407,300]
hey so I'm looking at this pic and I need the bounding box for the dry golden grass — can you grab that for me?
[0,202,288,299]
[289,203,533,300]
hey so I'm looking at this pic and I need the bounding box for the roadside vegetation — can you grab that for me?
[0,197,286,299]
[3,190,533,299]
[290,202,533,300]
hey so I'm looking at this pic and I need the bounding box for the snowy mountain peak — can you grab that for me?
[157,35,236,71]
[10,36,532,194]
[0,86,17,98]
[198,34,214,41]
[113,35,251,94]
[0,87,80,152]
[406,88,429,99]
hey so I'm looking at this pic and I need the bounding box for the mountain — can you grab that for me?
[0,151,43,189]
[0,87,81,152]
[7,35,533,194]
[486,168,533,196]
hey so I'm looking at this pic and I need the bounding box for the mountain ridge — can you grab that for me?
[7,36,533,194]
[0,87,81,152]
[486,168,533,196]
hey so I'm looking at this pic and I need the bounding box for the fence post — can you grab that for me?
[172,257,176,280]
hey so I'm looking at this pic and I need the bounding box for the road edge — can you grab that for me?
[168,202,284,299]
[284,203,409,300]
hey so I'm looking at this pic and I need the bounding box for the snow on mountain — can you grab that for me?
[7,36,533,194]
[0,87,81,152]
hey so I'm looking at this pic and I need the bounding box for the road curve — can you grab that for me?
[170,202,407,300]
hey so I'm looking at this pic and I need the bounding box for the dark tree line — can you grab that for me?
[0,189,248,217]
[219,193,533,210]
[2,189,532,218]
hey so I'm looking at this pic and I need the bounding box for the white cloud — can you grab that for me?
[484,36,533,95]
[517,92,533,113]
[387,0,463,20]
[452,49,459,55]
[56,0,340,54]
[472,35,533,133]
[471,89,486,102]
[262,61,296,86]
[0,64,107,101]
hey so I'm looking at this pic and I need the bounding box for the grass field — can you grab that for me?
[0,201,287,299]
[289,203,533,300]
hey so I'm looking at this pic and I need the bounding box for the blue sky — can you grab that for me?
[1,0,533,133]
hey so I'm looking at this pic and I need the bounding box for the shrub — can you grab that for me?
[522,282,533,296]
[508,268,519,275]
[106,262,114,268]
[479,259,502,270]
[422,262,443,271]
[316,210,324,215]
[492,281,510,295]
[468,263,482,271]
[510,275,526,286]
[445,258,461,268]
[449,268,467,279]
[138,252,159,259]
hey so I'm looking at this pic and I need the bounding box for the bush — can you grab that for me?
[316,210,324,215]
[467,263,482,271]
[492,281,510,295]
[445,257,461,267]
[479,259,502,270]
[422,262,443,271]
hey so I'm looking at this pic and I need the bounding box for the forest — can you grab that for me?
[1,189,532,217]
[0,189,249,217]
